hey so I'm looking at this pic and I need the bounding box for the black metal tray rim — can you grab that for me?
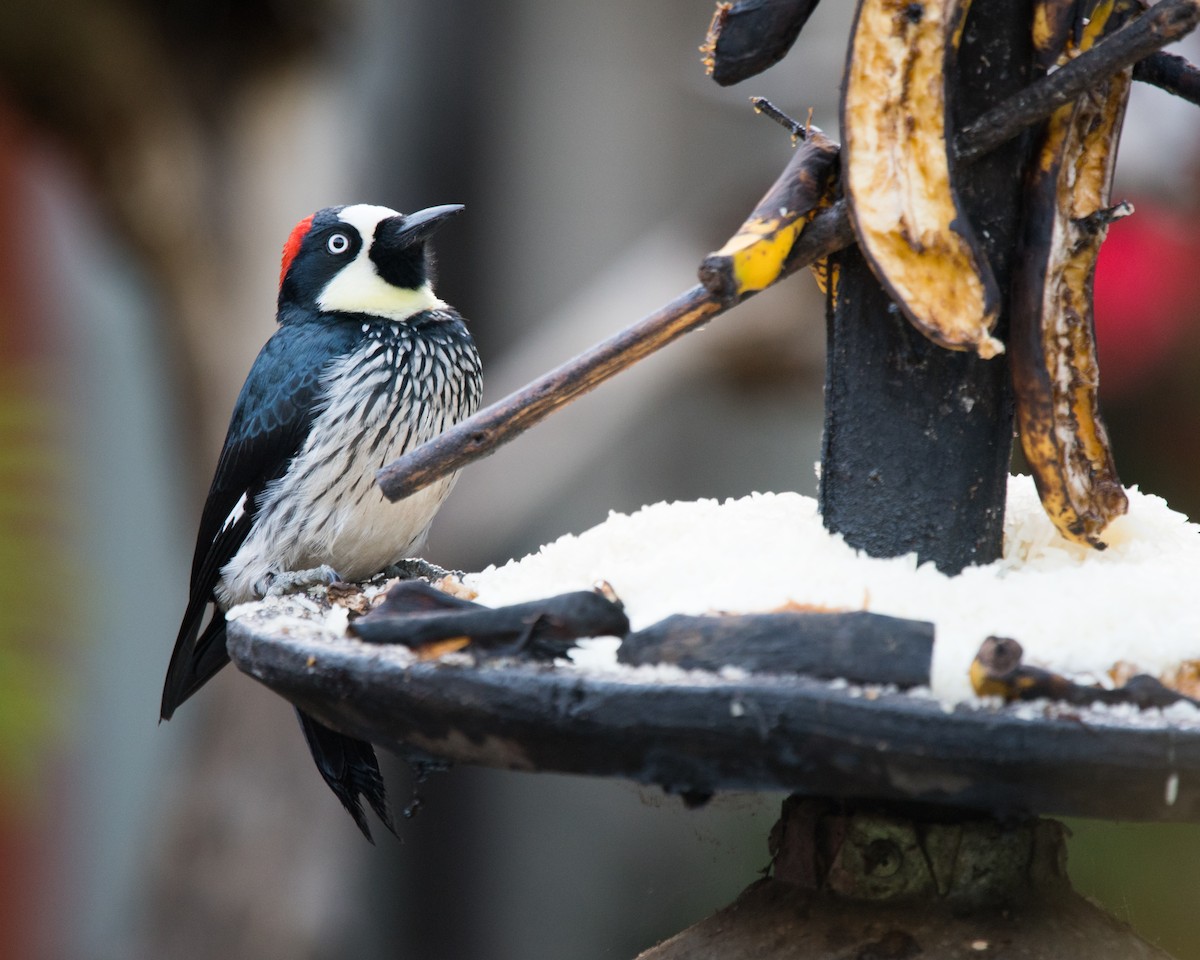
[225,596,1200,736]
[226,594,1200,823]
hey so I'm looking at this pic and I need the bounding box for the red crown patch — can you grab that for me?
[279,214,315,289]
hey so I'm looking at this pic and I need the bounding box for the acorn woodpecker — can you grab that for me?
[162,203,482,840]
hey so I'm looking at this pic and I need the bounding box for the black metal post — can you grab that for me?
[819,0,1036,574]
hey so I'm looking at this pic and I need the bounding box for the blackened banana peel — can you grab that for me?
[701,0,824,86]
[1012,0,1132,547]
[699,127,841,305]
[842,0,1004,359]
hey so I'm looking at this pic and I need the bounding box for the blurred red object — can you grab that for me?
[1094,201,1200,397]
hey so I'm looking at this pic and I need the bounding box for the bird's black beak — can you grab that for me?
[371,204,464,290]
[382,204,465,247]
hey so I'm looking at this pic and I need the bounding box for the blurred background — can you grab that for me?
[0,1,1198,958]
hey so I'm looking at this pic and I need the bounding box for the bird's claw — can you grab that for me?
[257,564,341,597]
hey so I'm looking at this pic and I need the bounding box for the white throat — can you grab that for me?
[316,203,445,320]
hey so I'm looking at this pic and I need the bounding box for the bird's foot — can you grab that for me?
[382,558,462,582]
[257,564,341,597]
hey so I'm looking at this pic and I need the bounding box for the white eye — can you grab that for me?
[326,232,351,254]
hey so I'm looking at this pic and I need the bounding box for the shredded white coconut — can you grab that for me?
[465,476,1200,704]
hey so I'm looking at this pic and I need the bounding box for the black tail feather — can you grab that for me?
[163,504,257,720]
[295,709,396,841]
[161,608,231,720]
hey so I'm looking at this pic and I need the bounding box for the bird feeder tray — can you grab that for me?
[226,593,1200,824]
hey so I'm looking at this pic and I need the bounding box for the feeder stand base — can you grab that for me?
[638,797,1172,960]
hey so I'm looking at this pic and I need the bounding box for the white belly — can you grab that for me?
[217,323,478,606]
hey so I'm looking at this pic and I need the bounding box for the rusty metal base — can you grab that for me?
[638,798,1173,960]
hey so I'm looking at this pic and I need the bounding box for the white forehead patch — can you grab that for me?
[316,203,445,320]
[338,203,402,234]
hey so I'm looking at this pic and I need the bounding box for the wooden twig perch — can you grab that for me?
[377,0,1200,503]
[1135,50,1200,106]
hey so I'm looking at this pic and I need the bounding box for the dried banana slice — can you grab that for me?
[1011,0,1132,547]
[842,0,1003,358]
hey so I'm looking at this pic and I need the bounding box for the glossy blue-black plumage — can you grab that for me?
[164,204,470,842]
[165,311,362,719]
[165,309,404,841]
[193,313,360,569]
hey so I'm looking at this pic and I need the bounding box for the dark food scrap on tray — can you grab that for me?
[619,609,932,688]
[970,635,1200,711]
[349,580,630,661]
[351,579,936,690]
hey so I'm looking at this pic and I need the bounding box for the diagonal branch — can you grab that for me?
[375,205,856,503]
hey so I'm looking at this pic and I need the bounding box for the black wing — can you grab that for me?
[162,319,356,720]
[164,315,400,841]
